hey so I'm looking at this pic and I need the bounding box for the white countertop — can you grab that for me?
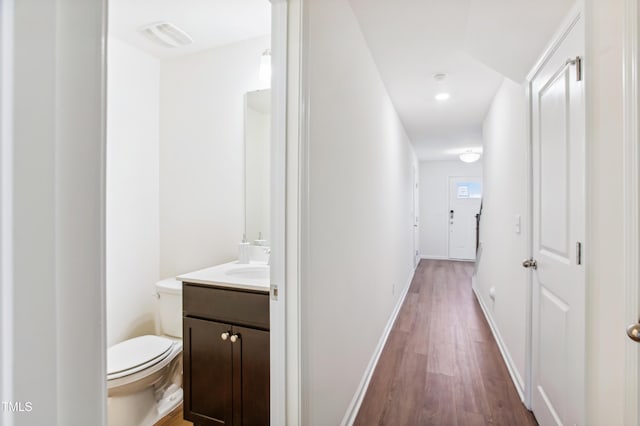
[177,261,270,293]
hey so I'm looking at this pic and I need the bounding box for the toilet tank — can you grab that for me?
[155,278,182,338]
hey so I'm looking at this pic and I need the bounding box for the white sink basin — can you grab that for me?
[177,261,270,292]
[225,265,269,280]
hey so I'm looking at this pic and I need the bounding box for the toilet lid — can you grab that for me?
[107,335,173,377]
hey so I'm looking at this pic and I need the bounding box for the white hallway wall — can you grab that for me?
[159,35,270,279]
[106,36,160,347]
[474,77,529,394]
[302,0,418,423]
[419,160,483,259]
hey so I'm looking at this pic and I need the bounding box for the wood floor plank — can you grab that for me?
[396,292,419,333]
[419,373,458,426]
[153,404,192,426]
[354,259,537,426]
[378,351,428,426]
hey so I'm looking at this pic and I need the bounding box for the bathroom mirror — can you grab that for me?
[244,89,271,244]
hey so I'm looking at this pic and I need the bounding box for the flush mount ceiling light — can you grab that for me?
[139,22,193,48]
[459,150,481,163]
[435,92,451,101]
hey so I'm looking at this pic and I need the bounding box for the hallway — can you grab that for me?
[355,260,537,425]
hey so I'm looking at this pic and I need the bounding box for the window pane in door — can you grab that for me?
[457,182,482,199]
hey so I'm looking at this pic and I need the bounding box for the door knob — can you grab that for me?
[627,322,640,342]
[230,334,240,343]
[522,259,537,269]
[221,332,230,341]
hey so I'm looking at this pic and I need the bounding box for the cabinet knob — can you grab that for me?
[230,334,240,343]
[221,332,230,341]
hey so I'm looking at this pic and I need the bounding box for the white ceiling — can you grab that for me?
[348,0,574,161]
[109,0,271,58]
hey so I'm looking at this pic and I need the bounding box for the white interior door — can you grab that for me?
[448,176,481,260]
[530,11,585,426]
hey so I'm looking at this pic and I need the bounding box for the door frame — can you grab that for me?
[413,165,420,267]
[0,0,297,424]
[525,1,586,415]
[0,0,15,417]
[623,0,640,423]
[269,0,294,424]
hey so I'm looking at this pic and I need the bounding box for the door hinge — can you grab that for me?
[576,242,583,265]
[270,284,279,301]
[567,56,582,81]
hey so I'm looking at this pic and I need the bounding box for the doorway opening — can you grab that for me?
[104,0,287,424]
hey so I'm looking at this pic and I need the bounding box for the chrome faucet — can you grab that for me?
[263,247,271,265]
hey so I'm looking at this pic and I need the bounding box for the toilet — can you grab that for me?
[107,278,183,426]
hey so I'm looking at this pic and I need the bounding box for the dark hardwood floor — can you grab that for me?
[354,259,537,426]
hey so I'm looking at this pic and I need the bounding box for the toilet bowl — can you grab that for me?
[107,278,183,426]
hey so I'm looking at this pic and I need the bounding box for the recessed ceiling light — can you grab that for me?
[435,93,451,101]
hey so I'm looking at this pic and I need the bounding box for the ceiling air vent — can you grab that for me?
[138,22,193,48]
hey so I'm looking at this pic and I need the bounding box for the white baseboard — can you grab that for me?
[420,254,448,260]
[421,254,475,262]
[340,267,416,426]
[471,283,525,401]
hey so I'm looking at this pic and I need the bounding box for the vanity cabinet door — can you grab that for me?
[184,317,233,425]
[231,326,270,425]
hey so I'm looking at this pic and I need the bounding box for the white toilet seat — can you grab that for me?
[107,335,182,392]
[108,335,174,380]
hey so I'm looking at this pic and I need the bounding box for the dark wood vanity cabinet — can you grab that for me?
[182,283,270,426]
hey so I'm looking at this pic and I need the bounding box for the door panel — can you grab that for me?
[184,317,233,425]
[539,72,570,259]
[232,326,270,426]
[538,286,569,422]
[531,12,585,426]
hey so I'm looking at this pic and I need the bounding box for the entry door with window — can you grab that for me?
[448,176,482,260]
[529,10,585,426]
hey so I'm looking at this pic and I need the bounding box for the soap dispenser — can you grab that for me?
[238,234,251,264]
